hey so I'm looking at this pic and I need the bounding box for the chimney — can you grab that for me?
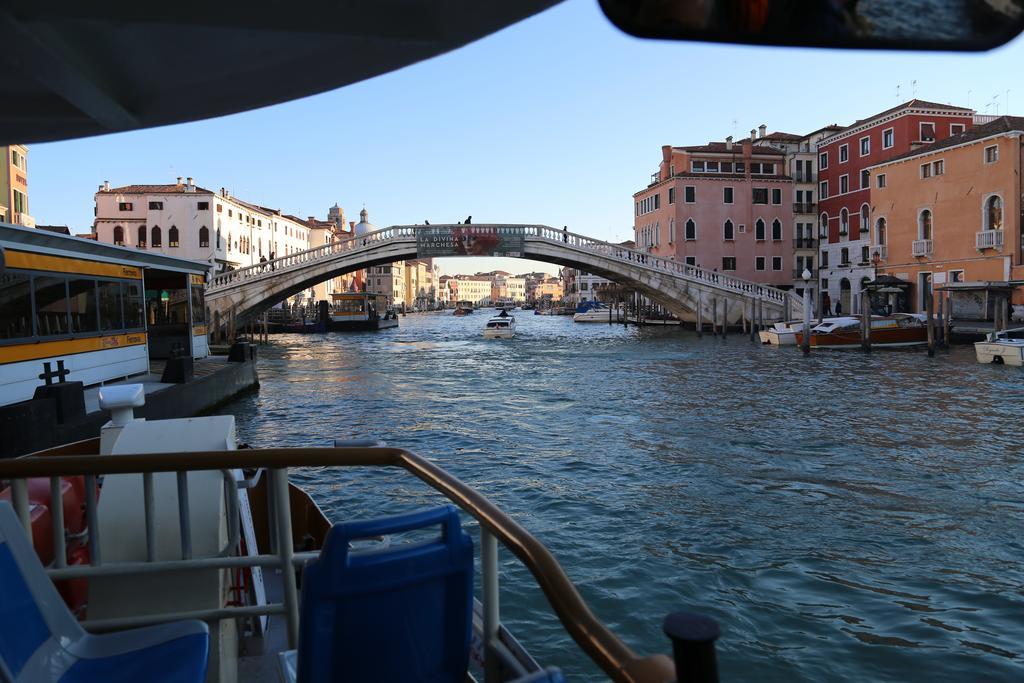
[185,177,195,192]
[103,180,110,191]
[176,176,183,186]
[759,124,767,138]
[349,221,355,230]
[750,129,757,142]
[726,136,733,150]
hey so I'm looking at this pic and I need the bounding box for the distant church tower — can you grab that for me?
[328,203,345,231]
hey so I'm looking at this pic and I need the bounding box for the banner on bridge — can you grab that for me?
[416,226,524,258]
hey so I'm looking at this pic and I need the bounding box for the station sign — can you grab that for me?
[417,225,524,257]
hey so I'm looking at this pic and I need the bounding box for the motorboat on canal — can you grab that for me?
[974,326,1024,365]
[0,386,685,683]
[759,321,801,345]
[572,301,622,323]
[326,292,398,331]
[453,300,474,316]
[483,310,516,339]
[794,314,928,349]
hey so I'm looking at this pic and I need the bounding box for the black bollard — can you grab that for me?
[663,611,720,683]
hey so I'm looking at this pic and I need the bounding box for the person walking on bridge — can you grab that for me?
[260,255,267,272]
[563,225,568,243]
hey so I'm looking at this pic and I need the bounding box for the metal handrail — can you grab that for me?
[0,447,675,683]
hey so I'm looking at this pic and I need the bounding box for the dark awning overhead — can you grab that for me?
[0,1,561,144]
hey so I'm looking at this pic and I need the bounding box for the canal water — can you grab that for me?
[222,311,1023,681]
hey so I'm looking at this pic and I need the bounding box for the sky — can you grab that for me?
[27,0,1024,276]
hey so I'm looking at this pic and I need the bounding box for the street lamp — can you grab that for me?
[801,268,812,356]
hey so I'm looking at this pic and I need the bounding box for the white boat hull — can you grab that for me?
[573,310,622,323]
[974,340,1024,366]
[483,329,515,339]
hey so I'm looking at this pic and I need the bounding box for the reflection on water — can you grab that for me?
[858,0,976,40]
[223,311,1024,680]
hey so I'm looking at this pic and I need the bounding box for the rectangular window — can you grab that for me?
[691,160,705,172]
[124,281,144,329]
[771,188,782,205]
[67,279,98,334]
[752,188,768,204]
[883,128,894,149]
[722,257,736,271]
[859,136,870,156]
[35,276,70,336]
[933,160,944,175]
[861,169,870,188]
[920,122,935,141]
[821,251,829,267]
[755,256,766,271]
[819,181,828,199]
[750,162,761,174]
[877,173,887,188]
[668,187,675,204]
[920,163,931,178]
[839,144,848,163]
[228,209,233,217]
[0,272,33,339]
[839,175,849,194]
[735,162,745,173]
[12,190,26,213]
[819,152,828,169]
[950,123,965,135]
[705,161,719,173]
[985,145,998,163]
[98,280,123,331]
[721,162,733,173]
[685,186,696,203]
[723,187,733,204]
[148,201,163,210]
[118,202,133,211]
[685,256,696,266]
[198,201,210,210]
[216,204,223,213]
[772,257,782,271]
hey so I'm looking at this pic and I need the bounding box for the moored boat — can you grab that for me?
[453,300,474,316]
[572,301,622,323]
[326,292,398,331]
[794,314,928,348]
[974,326,1024,365]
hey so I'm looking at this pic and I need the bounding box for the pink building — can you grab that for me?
[633,135,794,286]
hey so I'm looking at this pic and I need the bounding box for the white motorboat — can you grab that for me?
[974,327,1024,366]
[483,313,516,338]
[572,302,622,323]
[759,321,801,345]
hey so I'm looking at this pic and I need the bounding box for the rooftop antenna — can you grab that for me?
[896,84,900,102]
[993,94,1000,115]
[912,80,917,98]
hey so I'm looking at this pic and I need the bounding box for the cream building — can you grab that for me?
[451,276,492,306]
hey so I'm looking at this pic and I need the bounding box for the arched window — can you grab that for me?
[860,204,870,234]
[723,219,734,241]
[819,213,829,238]
[755,219,765,240]
[227,233,232,252]
[685,218,696,240]
[771,218,782,241]
[137,225,147,248]
[216,228,222,249]
[169,225,180,247]
[986,195,1003,230]
[839,208,849,235]
[113,225,124,245]
[151,225,162,248]
[876,217,887,245]
[199,226,210,247]
[919,209,933,240]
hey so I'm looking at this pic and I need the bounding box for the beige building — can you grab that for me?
[367,262,407,307]
[451,275,492,306]
[1,144,33,226]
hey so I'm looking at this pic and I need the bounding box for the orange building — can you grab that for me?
[868,116,1023,314]
[1,144,32,226]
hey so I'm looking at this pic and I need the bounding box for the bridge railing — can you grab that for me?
[209,226,417,290]
[525,226,788,305]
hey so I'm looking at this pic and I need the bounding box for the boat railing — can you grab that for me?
[0,445,680,683]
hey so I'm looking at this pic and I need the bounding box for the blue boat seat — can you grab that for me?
[297,505,474,683]
[0,502,209,683]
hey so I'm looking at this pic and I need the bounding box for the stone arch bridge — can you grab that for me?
[206,224,795,327]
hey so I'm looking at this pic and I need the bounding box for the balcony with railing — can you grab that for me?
[912,239,933,257]
[792,202,817,214]
[793,237,817,249]
[976,229,1004,250]
[794,172,816,183]
[12,211,35,228]
[874,245,888,261]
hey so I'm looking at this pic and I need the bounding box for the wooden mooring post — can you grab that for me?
[696,296,703,337]
[711,298,719,336]
[721,300,727,339]
[860,290,871,353]
[749,299,756,343]
[926,291,936,357]
[936,294,944,348]
[943,292,952,344]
